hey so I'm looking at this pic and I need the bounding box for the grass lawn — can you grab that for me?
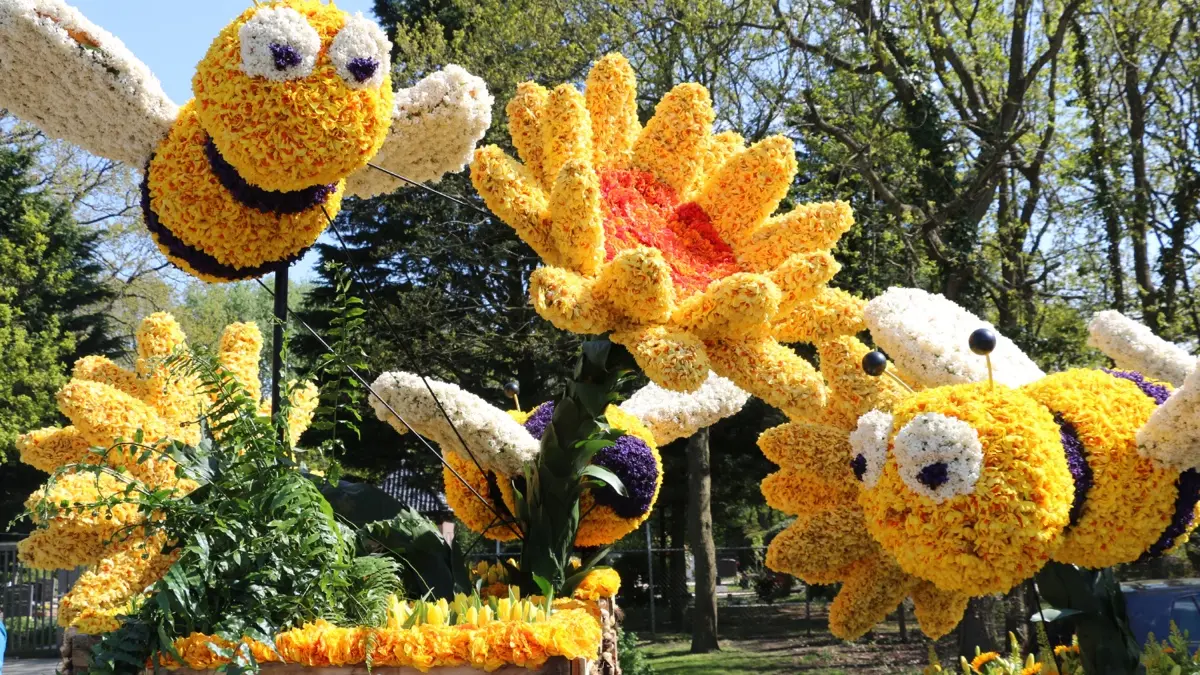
[630,604,927,674]
[640,638,820,673]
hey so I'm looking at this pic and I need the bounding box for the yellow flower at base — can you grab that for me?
[572,568,621,601]
[472,53,865,420]
[161,604,603,672]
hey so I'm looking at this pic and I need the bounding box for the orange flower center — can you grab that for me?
[599,169,741,295]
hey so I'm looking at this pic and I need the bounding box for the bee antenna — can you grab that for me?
[861,350,914,393]
[968,328,998,388]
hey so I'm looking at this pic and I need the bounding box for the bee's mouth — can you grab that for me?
[204,136,337,215]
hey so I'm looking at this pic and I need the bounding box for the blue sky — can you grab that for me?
[71,1,378,281]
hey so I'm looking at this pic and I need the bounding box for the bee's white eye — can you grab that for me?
[893,412,983,503]
[329,14,391,90]
[239,7,321,81]
[849,409,892,488]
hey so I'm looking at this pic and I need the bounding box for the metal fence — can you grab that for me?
[2,540,82,657]
[470,532,837,638]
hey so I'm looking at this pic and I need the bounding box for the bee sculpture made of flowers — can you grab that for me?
[850,288,1200,600]
[0,0,492,281]
[369,370,749,546]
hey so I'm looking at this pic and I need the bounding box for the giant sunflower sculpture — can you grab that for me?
[16,313,318,634]
[470,53,859,418]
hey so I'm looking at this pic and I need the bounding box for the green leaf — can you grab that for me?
[578,464,627,496]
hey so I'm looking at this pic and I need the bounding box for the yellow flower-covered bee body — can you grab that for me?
[857,366,1196,597]
[0,0,491,282]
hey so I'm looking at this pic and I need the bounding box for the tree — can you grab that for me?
[687,428,719,653]
[0,139,118,527]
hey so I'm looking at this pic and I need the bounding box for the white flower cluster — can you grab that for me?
[1088,310,1195,387]
[864,287,1045,388]
[619,372,750,446]
[346,65,494,198]
[370,371,538,476]
[892,412,983,503]
[238,6,321,82]
[0,0,178,166]
[1138,358,1200,471]
[328,13,390,90]
[848,409,893,488]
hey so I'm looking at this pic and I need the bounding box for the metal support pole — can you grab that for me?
[645,521,656,637]
[270,266,289,424]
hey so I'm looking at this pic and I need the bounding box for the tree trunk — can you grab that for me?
[957,596,1004,658]
[687,428,719,653]
[1072,20,1126,312]
[1122,35,1160,331]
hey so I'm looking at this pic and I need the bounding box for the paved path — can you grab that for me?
[2,658,60,674]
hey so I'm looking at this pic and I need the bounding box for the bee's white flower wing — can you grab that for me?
[863,287,1044,388]
[619,372,750,446]
[1138,358,1200,470]
[369,371,537,476]
[0,0,177,166]
[345,64,493,198]
[1088,310,1195,387]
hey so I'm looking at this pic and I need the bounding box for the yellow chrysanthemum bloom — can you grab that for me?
[471,53,860,419]
[16,313,320,634]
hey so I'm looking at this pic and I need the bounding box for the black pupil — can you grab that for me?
[347,57,379,83]
[850,454,867,481]
[916,461,950,489]
[270,43,302,70]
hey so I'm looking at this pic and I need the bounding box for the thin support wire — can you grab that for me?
[366,162,493,218]
[320,205,523,538]
[253,277,522,541]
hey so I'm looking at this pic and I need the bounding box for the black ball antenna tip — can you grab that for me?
[503,381,520,398]
[968,328,998,355]
[862,351,888,377]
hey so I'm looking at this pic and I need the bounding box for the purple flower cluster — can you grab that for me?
[1142,469,1200,560]
[204,136,335,215]
[1104,369,1172,404]
[140,158,304,281]
[523,401,556,440]
[347,57,380,83]
[915,462,949,489]
[522,400,657,518]
[269,43,302,71]
[591,435,659,518]
[850,454,867,482]
[1054,414,1092,527]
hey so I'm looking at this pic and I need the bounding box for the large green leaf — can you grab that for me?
[1034,562,1140,674]
[359,508,470,600]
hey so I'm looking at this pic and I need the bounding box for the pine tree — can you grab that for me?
[0,141,117,526]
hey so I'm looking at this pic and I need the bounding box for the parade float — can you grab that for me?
[4,0,1200,671]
